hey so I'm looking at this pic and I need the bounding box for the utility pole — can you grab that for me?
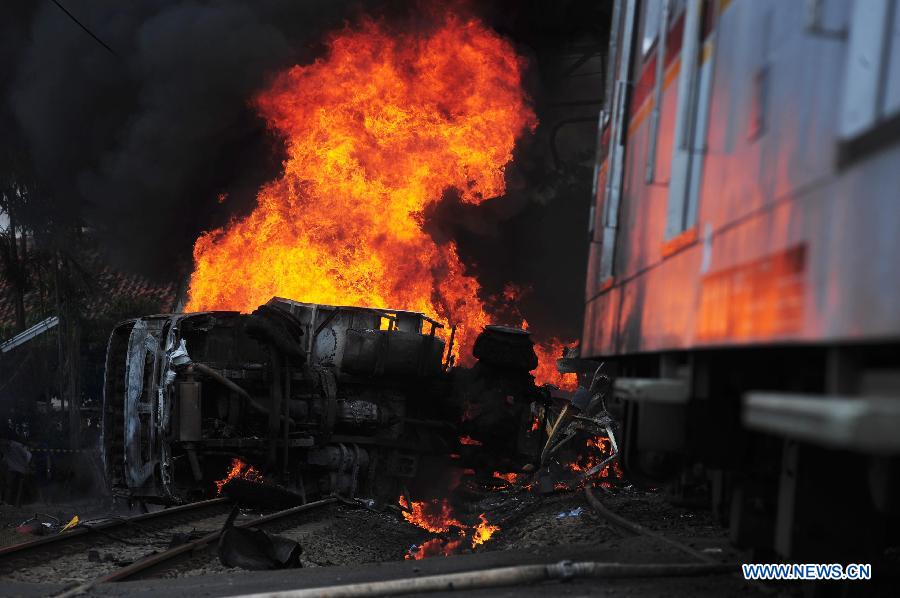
[55,250,82,451]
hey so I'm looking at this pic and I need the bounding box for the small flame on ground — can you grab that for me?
[400,496,501,557]
[399,496,465,534]
[568,437,611,474]
[405,537,465,560]
[555,436,624,491]
[471,513,500,547]
[214,458,263,495]
[492,471,522,485]
[459,435,483,446]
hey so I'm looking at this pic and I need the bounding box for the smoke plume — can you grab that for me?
[1,0,605,342]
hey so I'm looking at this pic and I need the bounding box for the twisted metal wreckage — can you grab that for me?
[101,296,619,504]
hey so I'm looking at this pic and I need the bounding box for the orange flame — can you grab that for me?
[399,496,500,552]
[214,458,263,495]
[529,337,578,391]
[568,437,611,474]
[459,435,482,446]
[556,436,622,491]
[406,537,465,560]
[471,513,500,547]
[492,471,521,485]
[399,496,465,534]
[183,12,569,383]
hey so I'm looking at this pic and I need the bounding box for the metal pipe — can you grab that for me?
[229,560,734,598]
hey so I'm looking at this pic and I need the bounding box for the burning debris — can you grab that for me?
[399,497,466,535]
[398,496,500,559]
[100,293,623,548]
[215,458,263,496]
[492,472,522,485]
[471,514,500,547]
[101,296,599,508]
[537,365,621,490]
[100,292,622,572]
[392,363,622,562]
[405,538,464,561]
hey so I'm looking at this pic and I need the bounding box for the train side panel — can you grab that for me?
[584,0,900,357]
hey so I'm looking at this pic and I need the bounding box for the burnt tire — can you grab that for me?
[472,325,538,370]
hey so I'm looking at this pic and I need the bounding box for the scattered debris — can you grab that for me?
[556,507,583,519]
[60,515,80,532]
[13,513,61,536]
[215,459,264,496]
[217,506,303,571]
[218,526,303,571]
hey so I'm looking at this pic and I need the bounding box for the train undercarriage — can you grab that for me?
[602,345,900,564]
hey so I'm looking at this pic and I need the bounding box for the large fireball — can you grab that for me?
[186,13,573,386]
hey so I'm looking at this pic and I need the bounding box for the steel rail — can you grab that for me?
[0,497,231,573]
[54,497,339,597]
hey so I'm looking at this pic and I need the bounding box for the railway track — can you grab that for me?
[0,497,233,582]
[54,497,338,596]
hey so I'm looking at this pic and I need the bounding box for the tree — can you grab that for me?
[0,155,30,333]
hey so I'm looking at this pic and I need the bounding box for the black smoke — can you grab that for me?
[425,0,610,340]
[1,0,373,277]
[2,0,608,341]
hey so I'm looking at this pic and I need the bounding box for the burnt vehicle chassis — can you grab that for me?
[101,297,547,504]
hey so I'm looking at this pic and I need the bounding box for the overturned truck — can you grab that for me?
[101,297,547,504]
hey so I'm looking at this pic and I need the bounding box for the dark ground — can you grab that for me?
[0,487,805,598]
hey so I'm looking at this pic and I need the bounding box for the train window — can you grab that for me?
[836,0,900,164]
[641,0,664,56]
[664,0,715,244]
[645,0,671,184]
[839,0,899,139]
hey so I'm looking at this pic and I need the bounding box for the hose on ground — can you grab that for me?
[229,559,735,598]
[584,486,716,563]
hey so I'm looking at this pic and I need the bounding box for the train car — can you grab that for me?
[584,0,900,562]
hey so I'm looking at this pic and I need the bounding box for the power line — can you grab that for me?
[49,0,117,57]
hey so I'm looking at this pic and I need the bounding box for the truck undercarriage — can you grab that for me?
[101,297,547,504]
